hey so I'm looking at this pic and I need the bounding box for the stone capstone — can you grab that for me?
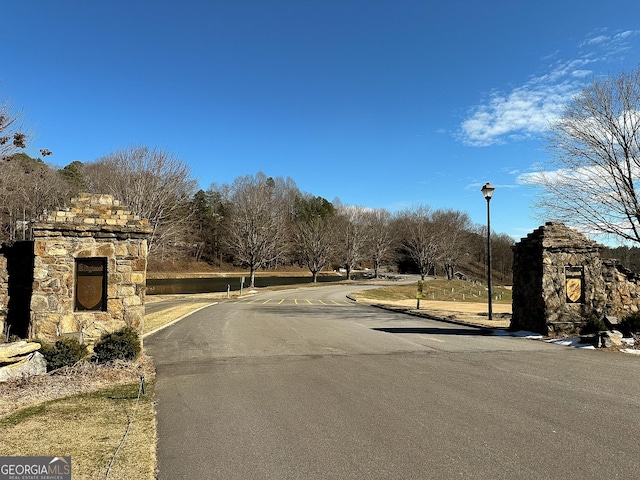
[0,351,47,382]
[0,341,42,363]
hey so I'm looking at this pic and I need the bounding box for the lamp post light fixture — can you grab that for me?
[481,182,495,320]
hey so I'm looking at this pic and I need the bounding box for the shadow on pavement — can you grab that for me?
[372,327,494,336]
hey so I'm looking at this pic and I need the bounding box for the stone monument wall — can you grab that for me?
[29,193,152,344]
[512,222,640,336]
[601,259,640,317]
[0,193,151,346]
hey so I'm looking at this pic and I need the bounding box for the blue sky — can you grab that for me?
[3,1,640,242]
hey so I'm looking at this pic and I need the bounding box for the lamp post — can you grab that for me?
[481,182,495,320]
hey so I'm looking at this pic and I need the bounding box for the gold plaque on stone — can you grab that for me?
[76,258,106,311]
[566,278,582,303]
[565,266,584,304]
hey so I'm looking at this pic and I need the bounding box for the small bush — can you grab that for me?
[40,337,88,372]
[580,315,608,335]
[620,312,640,336]
[93,327,141,364]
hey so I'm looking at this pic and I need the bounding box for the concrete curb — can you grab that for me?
[350,296,508,332]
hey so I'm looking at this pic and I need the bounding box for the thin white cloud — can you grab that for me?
[459,29,639,147]
[584,35,608,46]
[517,167,567,186]
[616,30,634,40]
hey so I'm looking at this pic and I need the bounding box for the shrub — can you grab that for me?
[40,337,88,372]
[619,312,640,336]
[580,315,607,335]
[93,327,141,364]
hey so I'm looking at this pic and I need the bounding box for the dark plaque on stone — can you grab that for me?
[75,258,106,311]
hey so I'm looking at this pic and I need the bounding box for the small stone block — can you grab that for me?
[604,315,619,327]
[60,332,84,344]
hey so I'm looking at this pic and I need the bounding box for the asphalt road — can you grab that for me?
[145,284,640,479]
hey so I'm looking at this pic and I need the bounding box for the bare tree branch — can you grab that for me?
[397,205,438,280]
[83,146,197,254]
[530,67,640,244]
[334,206,370,280]
[225,173,294,287]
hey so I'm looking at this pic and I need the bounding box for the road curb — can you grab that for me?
[362,301,508,332]
[143,302,218,339]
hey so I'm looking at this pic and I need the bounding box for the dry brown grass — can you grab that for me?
[143,302,213,335]
[351,279,512,304]
[0,356,156,480]
[351,280,512,329]
[0,356,154,418]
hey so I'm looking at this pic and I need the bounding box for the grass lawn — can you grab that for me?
[0,380,156,480]
[351,278,512,304]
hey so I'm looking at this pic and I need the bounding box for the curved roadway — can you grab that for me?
[145,283,640,479]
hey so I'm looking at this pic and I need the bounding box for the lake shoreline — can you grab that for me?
[146,270,343,280]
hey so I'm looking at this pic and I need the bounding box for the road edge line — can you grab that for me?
[143,302,218,339]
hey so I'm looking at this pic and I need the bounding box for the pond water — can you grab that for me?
[146,275,343,295]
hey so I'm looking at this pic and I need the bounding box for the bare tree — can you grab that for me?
[225,173,290,287]
[263,175,300,269]
[82,146,197,254]
[365,208,395,278]
[397,205,438,280]
[531,67,640,244]
[294,215,335,282]
[293,195,336,282]
[0,88,51,161]
[433,209,472,280]
[0,94,27,160]
[334,205,370,280]
[0,91,59,241]
[0,153,67,241]
[491,232,515,284]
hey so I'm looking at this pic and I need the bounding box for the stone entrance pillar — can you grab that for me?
[511,222,607,336]
[29,194,152,345]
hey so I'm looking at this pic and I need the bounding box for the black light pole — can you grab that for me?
[481,182,495,320]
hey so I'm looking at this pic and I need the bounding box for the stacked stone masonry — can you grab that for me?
[1,193,151,345]
[512,222,640,336]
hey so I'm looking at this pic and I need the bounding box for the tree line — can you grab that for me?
[6,65,640,285]
[0,146,514,287]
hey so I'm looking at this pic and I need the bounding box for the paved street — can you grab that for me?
[145,284,640,479]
